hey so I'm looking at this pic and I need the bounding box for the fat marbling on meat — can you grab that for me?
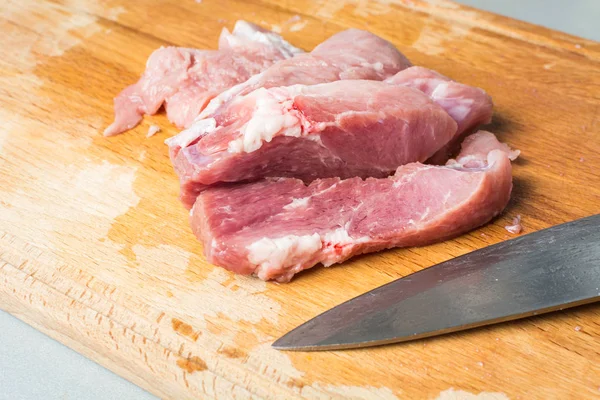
[169,63,494,208]
[167,80,458,208]
[103,21,303,136]
[191,131,518,282]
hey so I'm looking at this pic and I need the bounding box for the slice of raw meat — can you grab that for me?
[167,80,457,208]
[191,131,517,282]
[385,66,493,163]
[197,28,412,120]
[103,21,302,136]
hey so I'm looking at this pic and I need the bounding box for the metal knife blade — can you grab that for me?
[273,214,600,351]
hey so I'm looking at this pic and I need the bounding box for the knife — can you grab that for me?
[273,214,600,351]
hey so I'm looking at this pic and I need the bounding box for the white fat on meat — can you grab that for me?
[431,83,475,122]
[146,124,161,138]
[360,61,384,72]
[247,234,322,280]
[228,87,305,153]
[198,73,265,120]
[247,228,368,279]
[322,227,355,244]
[508,149,521,161]
[320,227,369,266]
[165,117,217,148]
[283,197,310,210]
[228,21,303,58]
[505,215,523,234]
[283,182,341,211]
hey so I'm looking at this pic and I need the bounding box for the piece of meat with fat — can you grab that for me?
[447,131,520,168]
[167,80,458,209]
[191,131,518,282]
[197,28,412,120]
[103,21,302,136]
[170,63,493,208]
[385,66,493,164]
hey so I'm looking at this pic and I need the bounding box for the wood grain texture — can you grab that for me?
[1,0,600,399]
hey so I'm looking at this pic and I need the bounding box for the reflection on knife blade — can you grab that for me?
[273,214,600,351]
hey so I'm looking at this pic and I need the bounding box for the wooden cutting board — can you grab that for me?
[1,0,599,398]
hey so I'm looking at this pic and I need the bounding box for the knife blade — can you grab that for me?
[273,214,600,351]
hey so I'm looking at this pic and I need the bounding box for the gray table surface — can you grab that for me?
[1,1,598,400]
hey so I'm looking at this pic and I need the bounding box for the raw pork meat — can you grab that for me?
[385,66,493,163]
[447,130,520,167]
[103,21,302,136]
[505,215,523,234]
[167,80,457,208]
[191,131,517,282]
[197,28,412,120]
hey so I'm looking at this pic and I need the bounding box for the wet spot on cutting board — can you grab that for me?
[176,356,207,373]
[352,0,394,18]
[4,0,128,108]
[413,22,471,56]
[0,156,139,269]
[4,1,105,68]
[172,318,202,341]
[105,164,200,270]
[311,0,392,19]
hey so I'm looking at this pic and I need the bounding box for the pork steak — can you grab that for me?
[190,131,518,282]
[197,28,412,120]
[168,80,458,208]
